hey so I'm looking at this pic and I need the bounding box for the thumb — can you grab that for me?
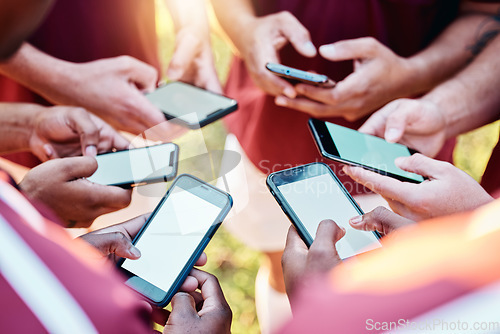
[81,231,141,259]
[169,292,198,319]
[54,156,98,180]
[350,206,414,235]
[307,219,345,272]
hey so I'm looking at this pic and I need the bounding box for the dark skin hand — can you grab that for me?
[19,156,132,228]
[281,220,345,301]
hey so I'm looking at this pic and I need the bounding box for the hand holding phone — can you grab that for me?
[87,143,179,188]
[118,174,232,306]
[267,162,381,259]
[146,82,238,129]
[309,118,424,183]
[266,63,335,88]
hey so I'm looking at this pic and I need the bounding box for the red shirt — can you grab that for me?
[224,0,459,193]
[279,200,500,333]
[0,176,153,333]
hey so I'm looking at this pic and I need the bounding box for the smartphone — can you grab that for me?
[266,63,335,87]
[87,143,179,188]
[267,162,381,259]
[309,118,424,183]
[117,174,232,306]
[146,81,238,129]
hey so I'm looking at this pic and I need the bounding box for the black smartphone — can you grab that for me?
[309,118,424,183]
[146,81,238,129]
[266,62,335,87]
[87,143,179,188]
[267,162,381,259]
[117,174,233,307]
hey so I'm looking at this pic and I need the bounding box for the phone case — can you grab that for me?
[266,162,381,248]
[117,174,232,306]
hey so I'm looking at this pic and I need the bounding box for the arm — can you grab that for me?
[164,0,222,93]
[360,28,500,157]
[0,44,165,135]
[211,0,317,97]
[275,2,500,121]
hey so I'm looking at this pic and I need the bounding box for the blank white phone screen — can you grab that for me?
[122,186,222,292]
[277,174,381,259]
[87,144,175,186]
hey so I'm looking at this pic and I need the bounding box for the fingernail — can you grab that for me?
[275,96,287,106]
[167,68,181,80]
[85,145,97,157]
[385,128,400,143]
[394,157,406,166]
[319,44,335,55]
[340,226,346,234]
[350,215,363,225]
[43,144,54,158]
[129,246,141,258]
[283,87,296,99]
[303,41,317,56]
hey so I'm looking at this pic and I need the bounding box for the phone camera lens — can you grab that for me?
[286,70,290,74]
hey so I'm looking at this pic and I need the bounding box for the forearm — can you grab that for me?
[424,34,500,138]
[0,103,41,153]
[165,0,210,32]
[0,43,77,104]
[210,0,256,51]
[405,3,500,95]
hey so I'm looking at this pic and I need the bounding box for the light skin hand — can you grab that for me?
[233,11,317,98]
[281,220,345,301]
[43,55,165,135]
[349,206,415,236]
[19,156,132,228]
[160,269,232,334]
[275,37,418,121]
[29,105,130,161]
[358,98,447,157]
[343,154,494,221]
[167,26,222,94]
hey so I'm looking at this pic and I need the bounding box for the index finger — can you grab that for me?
[66,108,100,157]
[343,166,417,203]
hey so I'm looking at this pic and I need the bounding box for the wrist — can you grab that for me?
[403,55,433,96]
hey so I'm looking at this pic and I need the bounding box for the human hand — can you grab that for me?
[167,24,222,94]
[359,98,447,157]
[281,220,345,299]
[275,37,419,121]
[343,154,494,221]
[29,105,130,161]
[19,156,132,228]
[234,11,317,97]
[161,269,232,334]
[349,206,415,236]
[43,56,169,135]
